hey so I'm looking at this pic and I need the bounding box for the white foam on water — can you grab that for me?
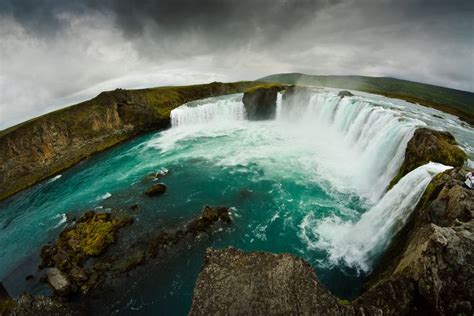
[305,162,452,272]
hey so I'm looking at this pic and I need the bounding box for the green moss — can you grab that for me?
[388,129,466,189]
[244,83,286,94]
[337,299,350,305]
[0,298,16,315]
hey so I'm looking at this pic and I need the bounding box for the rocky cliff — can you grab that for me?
[389,128,467,188]
[242,84,286,120]
[191,168,473,315]
[190,129,473,315]
[0,81,267,201]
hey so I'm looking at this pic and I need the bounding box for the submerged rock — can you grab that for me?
[389,128,467,188]
[145,183,167,196]
[242,85,285,120]
[149,206,232,257]
[338,90,354,98]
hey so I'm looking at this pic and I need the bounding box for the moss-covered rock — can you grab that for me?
[39,211,132,295]
[242,84,286,120]
[389,128,467,188]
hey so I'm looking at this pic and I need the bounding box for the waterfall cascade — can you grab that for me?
[171,94,246,127]
[309,162,452,272]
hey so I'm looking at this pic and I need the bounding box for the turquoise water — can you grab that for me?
[1,90,473,314]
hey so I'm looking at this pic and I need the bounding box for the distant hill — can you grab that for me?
[260,73,474,124]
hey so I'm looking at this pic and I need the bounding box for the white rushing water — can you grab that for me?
[171,94,246,127]
[158,88,473,271]
[305,162,452,272]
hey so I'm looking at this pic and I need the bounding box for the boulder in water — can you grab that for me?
[145,183,167,196]
[338,90,354,98]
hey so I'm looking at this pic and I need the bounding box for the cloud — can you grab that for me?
[0,0,473,129]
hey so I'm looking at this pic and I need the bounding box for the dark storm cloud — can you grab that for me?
[0,0,473,129]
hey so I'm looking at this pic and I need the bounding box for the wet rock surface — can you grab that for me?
[145,183,167,196]
[389,128,467,188]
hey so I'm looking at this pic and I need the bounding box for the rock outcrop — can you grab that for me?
[338,90,354,97]
[145,183,167,196]
[190,247,351,315]
[0,81,267,201]
[389,128,467,188]
[358,166,474,315]
[242,84,286,120]
[39,211,133,295]
[191,168,474,315]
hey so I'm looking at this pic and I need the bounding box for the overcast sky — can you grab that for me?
[1,0,473,129]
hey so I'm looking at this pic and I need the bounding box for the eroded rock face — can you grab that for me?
[242,85,285,120]
[356,167,474,315]
[389,128,466,188]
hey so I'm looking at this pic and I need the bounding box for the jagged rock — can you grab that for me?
[389,128,467,188]
[338,90,354,97]
[242,85,285,120]
[145,183,167,196]
[190,168,473,315]
[358,167,474,315]
[47,268,71,297]
[190,247,351,315]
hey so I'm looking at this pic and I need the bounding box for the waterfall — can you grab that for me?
[307,162,452,272]
[171,94,246,127]
[278,91,425,201]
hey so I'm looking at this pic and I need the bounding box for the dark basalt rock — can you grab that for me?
[149,206,232,258]
[242,85,285,120]
[389,128,467,188]
[145,183,167,196]
[338,90,354,98]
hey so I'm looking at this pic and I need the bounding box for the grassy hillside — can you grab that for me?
[260,73,474,124]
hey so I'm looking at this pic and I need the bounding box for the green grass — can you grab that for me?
[259,73,474,124]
